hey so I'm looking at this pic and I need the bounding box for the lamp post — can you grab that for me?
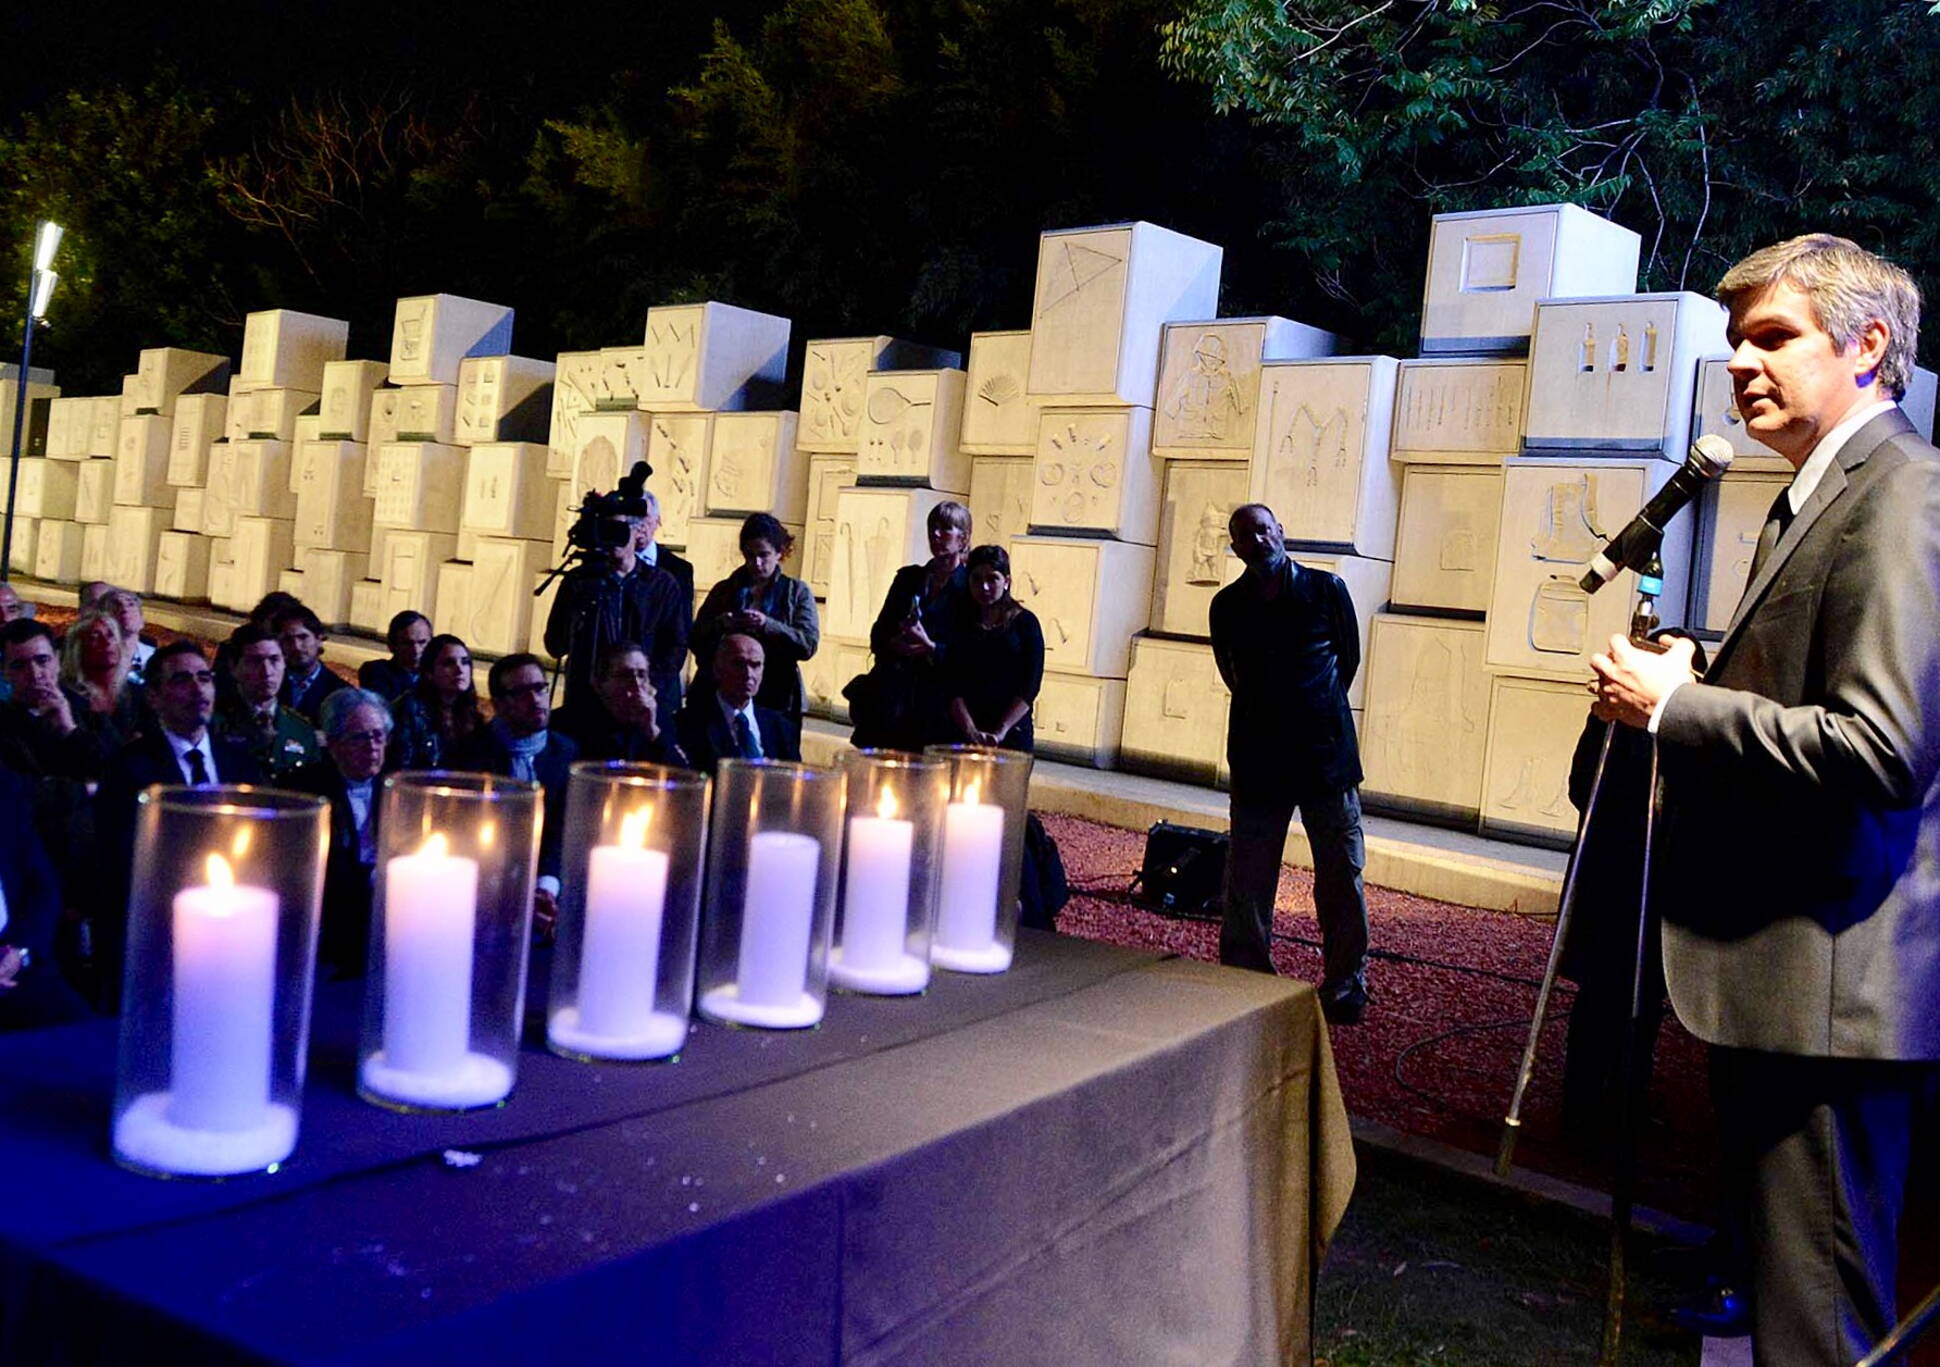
[3,221,62,577]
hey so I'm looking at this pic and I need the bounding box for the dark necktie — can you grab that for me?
[1747,486,1795,581]
[185,746,210,786]
[734,712,759,759]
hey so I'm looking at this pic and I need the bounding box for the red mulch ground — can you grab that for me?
[1042,811,1720,1224]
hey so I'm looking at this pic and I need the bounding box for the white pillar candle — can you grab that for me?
[935,797,1004,954]
[736,831,820,1008]
[168,856,278,1133]
[840,794,914,973]
[576,813,670,1039]
[382,833,479,1077]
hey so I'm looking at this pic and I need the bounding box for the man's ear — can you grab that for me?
[1854,317,1892,388]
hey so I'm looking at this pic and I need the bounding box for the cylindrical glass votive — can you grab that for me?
[923,745,1034,974]
[112,786,329,1178]
[548,761,710,1062]
[358,772,542,1112]
[829,750,948,995]
[695,759,847,1029]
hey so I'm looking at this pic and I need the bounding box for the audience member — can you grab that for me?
[102,589,158,685]
[272,604,346,724]
[60,606,145,747]
[0,770,95,1030]
[635,490,695,602]
[77,581,113,611]
[212,623,321,777]
[215,591,304,711]
[387,634,481,769]
[0,582,26,622]
[850,499,971,751]
[543,499,688,716]
[358,611,432,701]
[675,633,800,770]
[285,689,392,978]
[552,639,688,765]
[691,513,819,723]
[944,544,1042,753]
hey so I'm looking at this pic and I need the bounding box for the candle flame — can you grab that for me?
[206,853,235,889]
[962,780,982,805]
[620,805,654,848]
[478,820,497,851]
[420,832,449,859]
[231,828,252,860]
[877,788,899,821]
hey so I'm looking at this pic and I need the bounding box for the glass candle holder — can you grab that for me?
[923,745,1035,974]
[829,750,949,996]
[112,786,329,1179]
[548,762,711,1062]
[358,772,542,1112]
[695,759,847,1029]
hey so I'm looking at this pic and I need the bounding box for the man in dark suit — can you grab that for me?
[544,503,689,718]
[637,491,696,604]
[283,688,393,978]
[1592,233,1940,1364]
[271,603,347,725]
[675,632,800,771]
[1209,504,1370,1025]
[0,770,95,1029]
[551,639,688,766]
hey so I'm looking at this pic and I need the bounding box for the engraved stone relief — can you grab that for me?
[1161,331,1248,445]
[802,342,871,449]
[644,313,698,396]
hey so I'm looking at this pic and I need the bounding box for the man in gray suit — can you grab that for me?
[1591,234,1940,1364]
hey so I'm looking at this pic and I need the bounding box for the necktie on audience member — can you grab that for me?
[734,712,760,760]
[185,746,210,787]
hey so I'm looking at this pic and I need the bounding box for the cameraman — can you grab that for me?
[543,496,689,715]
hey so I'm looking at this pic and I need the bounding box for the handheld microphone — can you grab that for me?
[1578,434,1735,593]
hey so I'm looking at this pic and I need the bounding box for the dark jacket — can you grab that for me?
[448,723,579,883]
[946,603,1044,754]
[690,569,819,720]
[552,700,690,767]
[0,690,110,913]
[543,561,690,716]
[852,562,967,751]
[212,699,321,777]
[0,771,94,1030]
[386,690,482,772]
[357,658,416,702]
[674,695,801,773]
[282,664,348,725]
[281,761,380,978]
[650,546,696,604]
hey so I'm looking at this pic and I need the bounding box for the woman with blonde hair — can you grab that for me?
[60,606,145,745]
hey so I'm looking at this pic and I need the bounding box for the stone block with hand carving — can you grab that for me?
[85,396,121,458]
[80,523,111,583]
[455,355,554,446]
[226,440,297,520]
[1292,551,1391,709]
[825,486,956,640]
[228,516,297,610]
[112,416,176,510]
[1522,292,1727,461]
[5,521,31,577]
[239,310,349,392]
[1480,674,1592,846]
[378,530,461,620]
[568,410,648,505]
[466,537,552,656]
[1249,357,1400,558]
[388,294,514,387]
[1121,636,1230,783]
[433,561,473,644]
[1391,465,1501,615]
[1692,470,1790,634]
[172,488,204,534]
[1391,358,1526,465]
[1361,614,1492,821]
[1029,406,1159,544]
[856,369,969,492]
[637,302,790,413]
[1419,204,1640,356]
[349,579,388,636]
[1007,535,1156,679]
[1150,460,1247,637]
[13,459,78,521]
[1152,317,1337,462]
[703,411,805,520]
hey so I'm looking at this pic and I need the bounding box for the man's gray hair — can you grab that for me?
[1717,234,1922,399]
[641,489,660,517]
[319,687,392,740]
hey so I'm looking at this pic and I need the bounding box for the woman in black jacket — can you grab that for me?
[944,544,1043,754]
[851,499,971,751]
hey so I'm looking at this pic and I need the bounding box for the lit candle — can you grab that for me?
[574,807,670,1040]
[381,832,479,1077]
[934,782,1006,968]
[168,854,278,1133]
[736,831,820,1008]
[839,789,914,973]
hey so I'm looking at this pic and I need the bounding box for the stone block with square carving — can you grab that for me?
[455,355,554,447]
[1419,204,1640,355]
[1029,406,1159,543]
[14,459,78,520]
[1008,535,1156,679]
[1692,470,1791,635]
[103,505,169,592]
[800,336,958,455]
[33,520,82,583]
[1292,552,1391,709]
[1121,636,1231,783]
[154,532,211,602]
[465,537,553,656]
[801,455,856,598]
[547,352,605,476]
[318,360,391,442]
[461,442,554,541]
[113,416,173,509]
[173,488,204,534]
[294,441,373,553]
[167,395,227,487]
[1391,359,1526,464]
[378,531,461,620]
[825,486,956,641]
[1361,615,1492,821]
[295,548,368,628]
[638,302,790,412]
[1033,671,1129,769]
[229,516,297,609]
[1152,317,1338,462]
[388,294,515,386]
[1391,465,1501,615]
[239,310,348,392]
[644,412,711,548]
[856,369,969,491]
[1523,293,1727,460]
[1025,222,1222,407]
[371,442,465,533]
[568,410,648,505]
[960,331,1038,457]
[967,456,1033,557]
[1151,461,1247,636]
[704,411,805,520]
[132,348,230,417]
[75,460,115,526]
[1485,457,1691,680]
[232,387,319,442]
[1480,674,1591,846]
[1250,357,1400,557]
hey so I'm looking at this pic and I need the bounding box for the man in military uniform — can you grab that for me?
[213,623,320,777]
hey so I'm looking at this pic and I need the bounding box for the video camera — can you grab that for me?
[566,460,653,555]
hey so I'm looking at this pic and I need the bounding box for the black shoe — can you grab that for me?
[1667,1278,1749,1338]
[1320,977,1369,1026]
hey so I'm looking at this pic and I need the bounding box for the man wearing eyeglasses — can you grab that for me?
[285,689,393,977]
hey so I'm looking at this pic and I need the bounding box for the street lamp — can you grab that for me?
[3,220,63,578]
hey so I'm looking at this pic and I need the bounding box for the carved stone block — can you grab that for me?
[637,302,791,412]
[228,516,297,610]
[568,410,648,505]
[388,294,515,386]
[801,454,857,598]
[1294,552,1392,709]
[81,523,111,583]
[644,412,711,548]
[1250,357,1400,557]
[40,398,78,460]
[112,415,173,508]
[154,531,210,602]
[166,395,226,487]
[681,517,748,599]
[1485,457,1691,680]
[1391,465,1501,615]
[1025,222,1222,407]
[294,441,373,553]
[172,488,204,534]
[279,570,308,601]
[294,548,368,629]
[455,355,554,446]
[704,410,805,520]
[1480,674,1591,845]
[1033,671,1128,769]
[960,331,1038,457]
[1687,358,1793,475]
[132,348,230,417]
[547,352,605,476]
[86,396,121,458]
[230,387,317,443]
[596,347,646,411]
[1029,406,1159,543]
[3,379,61,460]
[1391,359,1526,464]
[226,440,297,520]
[803,337,915,455]
[1008,535,1157,678]
[371,442,465,533]
[1361,614,1491,820]
[461,442,554,541]
[1120,636,1230,783]
[967,457,1034,556]
[1692,470,1790,634]
[317,360,391,442]
[239,310,348,392]
[350,579,388,636]
[75,460,115,526]
[14,459,78,520]
[801,638,843,719]
[1419,204,1641,355]
[33,520,82,583]
[825,486,955,640]
[465,537,553,656]
[6,520,32,576]
[856,369,969,491]
[1152,316,1337,462]
[433,561,473,643]
[104,505,168,591]
[377,531,461,621]
[1523,292,1728,459]
[1150,460,1246,636]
